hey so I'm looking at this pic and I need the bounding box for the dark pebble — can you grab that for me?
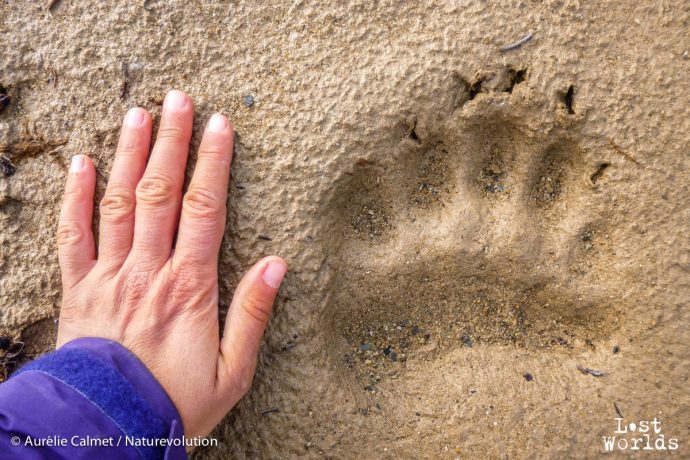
[612,345,620,354]
[0,155,16,177]
[523,372,534,382]
[243,95,254,107]
[552,336,568,346]
[383,346,392,356]
[461,334,473,347]
[0,94,9,112]
[359,343,371,352]
[411,325,421,336]
[389,351,398,362]
[0,84,9,112]
[0,336,11,351]
[281,341,296,351]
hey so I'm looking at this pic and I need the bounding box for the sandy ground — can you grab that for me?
[1,0,689,458]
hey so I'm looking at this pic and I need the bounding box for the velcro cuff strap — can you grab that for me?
[16,347,168,460]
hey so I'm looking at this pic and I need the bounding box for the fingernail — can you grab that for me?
[164,90,188,110]
[207,113,228,133]
[263,260,287,289]
[69,155,85,174]
[124,107,146,127]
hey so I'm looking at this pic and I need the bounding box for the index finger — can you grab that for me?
[173,113,233,270]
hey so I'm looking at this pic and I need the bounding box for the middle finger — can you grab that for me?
[131,90,193,269]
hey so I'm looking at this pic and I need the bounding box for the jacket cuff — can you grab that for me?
[14,337,185,460]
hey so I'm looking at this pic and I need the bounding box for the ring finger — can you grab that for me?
[98,107,151,268]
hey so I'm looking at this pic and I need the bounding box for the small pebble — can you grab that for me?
[243,94,254,107]
[359,343,371,352]
[0,93,10,112]
[612,345,620,354]
[523,372,534,382]
[0,336,11,351]
[0,155,15,177]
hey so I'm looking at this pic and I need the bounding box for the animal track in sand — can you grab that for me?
[323,86,624,393]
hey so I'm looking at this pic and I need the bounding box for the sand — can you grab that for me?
[1,0,688,458]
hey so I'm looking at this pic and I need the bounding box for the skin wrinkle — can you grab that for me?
[115,140,143,159]
[56,221,85,247]
[100,185,136,219]
[135,173,179,207]
[183,186,226,219]
[153,123,189,145]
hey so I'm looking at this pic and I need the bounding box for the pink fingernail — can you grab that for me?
[207,113,228,133]
[263,260,287,289]
[164,90,188,110]
[69,155,85,173]
[124,107,146,127]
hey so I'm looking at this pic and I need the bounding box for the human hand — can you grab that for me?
[55,90,287,438]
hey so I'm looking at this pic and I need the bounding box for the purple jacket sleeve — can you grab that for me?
[0,337,186,459]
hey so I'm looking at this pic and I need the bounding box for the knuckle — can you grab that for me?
[63,183,85,199]
[100,185,135,220]
[57,222,84,247]
[183,186,225,218]
[155,123,186,143]
[113,268,150,308]
[240,294,272,325]
[116,138,140,159]
[169,267,216,307]
[199,145,229,162]
[135,174,177,206]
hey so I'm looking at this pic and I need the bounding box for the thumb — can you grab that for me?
[218,256,287,398]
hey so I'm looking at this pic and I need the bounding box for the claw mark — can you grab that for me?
[563,85,575,114]
[506,68,527,94]
[589,162,611,185]
[405,120,421,144]
[468,78,484,100]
